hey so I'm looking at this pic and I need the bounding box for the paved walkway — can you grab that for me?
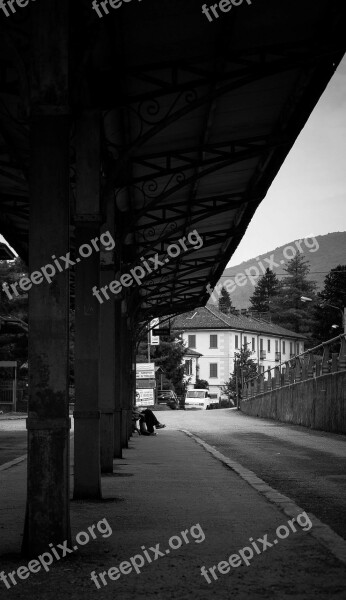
[0,427,345,599]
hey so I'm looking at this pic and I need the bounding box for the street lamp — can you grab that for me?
[300,296,346,333]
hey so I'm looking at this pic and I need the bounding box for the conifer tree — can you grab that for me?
[249,268,281,313]
[218,285,235,314]
[270,254,317,336]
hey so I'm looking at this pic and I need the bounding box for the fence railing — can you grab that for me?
[243,334,346,400]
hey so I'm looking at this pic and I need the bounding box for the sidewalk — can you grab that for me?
[0,429,345,599]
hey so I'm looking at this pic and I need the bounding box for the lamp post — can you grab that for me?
[300,296,346,333]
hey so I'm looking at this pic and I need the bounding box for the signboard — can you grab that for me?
[150,318,160,345]
[153,328,170,336]
[136,379,156,389]
[136,363,155,379]
[136,389,155,406]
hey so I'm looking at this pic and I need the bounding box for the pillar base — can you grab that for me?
[121,408,128,449]
[22,418,71,557]
[100,412,114,473]
[114,409,122,458]
[73,411,101,499]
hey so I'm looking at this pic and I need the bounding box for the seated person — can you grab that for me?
[132,408,166,435]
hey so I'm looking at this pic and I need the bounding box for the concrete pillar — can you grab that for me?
[99,270,115,472]
[113,301,122,458]
[121,323,129,449]
[23,0,70,557]
[23,115,71,556]
[73,111,102,499]
[99,200,116,472]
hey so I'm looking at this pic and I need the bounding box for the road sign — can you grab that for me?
[153,328,170,336]
[150,318,160,345]
[136,379,156,389]
[136,363,155,379]
[136,389,155,406]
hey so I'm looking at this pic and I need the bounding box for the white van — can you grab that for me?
[184,389,213,410]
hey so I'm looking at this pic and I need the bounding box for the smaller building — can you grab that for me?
[173,306,306,398]
[183,348,203,388]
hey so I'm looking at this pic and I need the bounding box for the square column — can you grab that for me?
[23,113,71,556]
[73,111,102,499]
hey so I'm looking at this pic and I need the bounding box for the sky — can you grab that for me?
[228,56,346,267]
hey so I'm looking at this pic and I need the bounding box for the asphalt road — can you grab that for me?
[0,418,27,466]
[162,408,346,541]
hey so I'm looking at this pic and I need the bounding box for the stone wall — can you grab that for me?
[240,371,346,434]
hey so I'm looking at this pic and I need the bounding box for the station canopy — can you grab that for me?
[0,0,345,320]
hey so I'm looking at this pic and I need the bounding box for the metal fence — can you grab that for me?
[243,334,346,400]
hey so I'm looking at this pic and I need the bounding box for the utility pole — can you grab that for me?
[147,324,150,363]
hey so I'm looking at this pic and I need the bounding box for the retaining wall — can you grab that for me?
[240,371,346,434]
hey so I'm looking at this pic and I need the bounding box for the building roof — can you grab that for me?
[173,306,306,340]
[185,347,203,357]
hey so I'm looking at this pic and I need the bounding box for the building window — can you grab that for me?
[184,360,192,375]
[244,336,247,348]
[188,334,196,349]
[290,342,293,355]
[235,335,239,349]
[283,341,286,354]
[210,334,218,349]
[209,363,218,378]
[260,338,263,351]
[275,340,279,352]
[267,339,271,353]
[252,337,255,352]
[296,343,300,355]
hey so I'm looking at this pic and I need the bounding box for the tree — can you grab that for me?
[152,333,187,395]
[194,378,209,389]
[312,265,346,343]
[218,286,235,315]
[222,346,258,400]
[249,268,281,313]
[0,258,28,365]
[135,327,187,395]
[270,254,317,338]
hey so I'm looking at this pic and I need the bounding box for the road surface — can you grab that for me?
[162,408,346,541]
[1,409,345,543]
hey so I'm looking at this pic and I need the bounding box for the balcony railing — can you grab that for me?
[242,334,346,400]
[275,352,281,362]
[260,350,266,360]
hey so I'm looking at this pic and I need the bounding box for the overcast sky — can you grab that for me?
[229,56,346,267]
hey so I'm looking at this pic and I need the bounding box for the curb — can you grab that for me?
[0,455,27,472]
[181,429,346,566]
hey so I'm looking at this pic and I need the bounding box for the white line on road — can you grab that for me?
[0,455,27,472]
[181,429,346,566]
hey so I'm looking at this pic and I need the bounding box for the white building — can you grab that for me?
[173,306,306,397]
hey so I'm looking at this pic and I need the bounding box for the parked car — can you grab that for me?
[184,389,213,410]
[157,390,179,409]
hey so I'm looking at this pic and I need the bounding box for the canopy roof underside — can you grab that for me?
[0,0,345,320]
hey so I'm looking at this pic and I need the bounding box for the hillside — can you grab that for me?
[208,232,346,309]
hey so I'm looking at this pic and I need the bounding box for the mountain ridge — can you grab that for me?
[209,232,346,309]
